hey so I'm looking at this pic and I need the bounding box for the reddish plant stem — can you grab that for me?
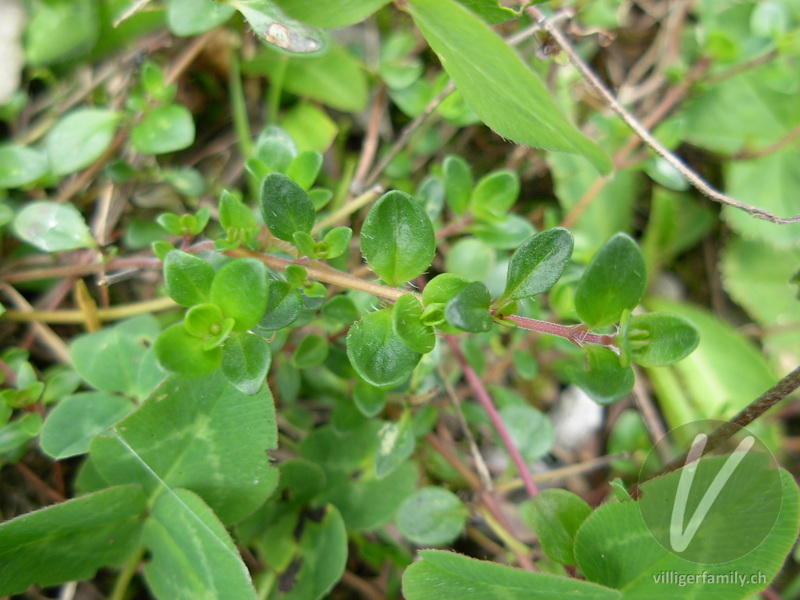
[444,335,539,499]
[502,314,616,348]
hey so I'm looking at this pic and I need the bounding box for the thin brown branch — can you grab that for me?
[733,122,800,160]
[650,365,800,480]
[339,571,384,600]
[361,82,455,191]
[350,85,388,193]
[528,6,800,224]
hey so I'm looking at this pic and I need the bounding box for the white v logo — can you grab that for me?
[670,433,755,552]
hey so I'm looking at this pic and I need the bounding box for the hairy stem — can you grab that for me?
[501,314,616,348]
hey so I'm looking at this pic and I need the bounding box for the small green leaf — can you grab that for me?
[184,303,224,338]
[444,238,495,282]
[24,0,97,66]
[273,0,390,28]
[346,308,422,388]
[285,150,323,190]
[222,332,271,395]
[575,233,647,328]
[303,280,326,298]
[40,393,135,459]
[502,228,574,301]
[219,190,257,236]
[0,145,48,188]
[322,295,359,324]
[131,104,195,155]
[292,334,329,368]
[625,312,700,367]
[519,489,592,565]
[0,486,146,596]
[143,489,257,600]
[361,190,436,287]
[69,316,164,400]
[498,404,554,462]
[443,155,473,215]
[470,169,519,221]
[163,250,215,307]
[309,188,334,210]
[166,0,235,36]
[393,294,436,353]
[210,258,268,331]
[470,214,536,250]
[154,323,222,378]
[406,0,612,175]
[229,0,328,55]
[570,346,634,405]
[445,281,492,333]
[396,486,467,546]
[293,230,319,257]
[422,273,470,305]
[374,410,416,479]
[260,172,316,242]
[44,108,120,176]
[421,273,471,333]
[0,412,42,455]
[14,201,95,252]
[320,226,352,259]
[353,380,386,417]
[285,264,307,287]
[246,43,368,113]
[259,281,302,330]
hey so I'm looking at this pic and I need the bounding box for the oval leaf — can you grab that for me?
[292,334,329,368]
[626,312,700,367]
[406,0,611,175]
[396,486,467,546]
[154,323,222,378]
[0,145,49,188]
[470,169,519,221]
[443,154,473,215]
[14,201,95,252]
[131,104,195,155]
[40,393,135,459]
[444,281,492,333]
[259,281,302,330]
[353,380,387,417]
[230,0,328,55]
[221,332,271,395]
[44,108,120,176]
[361,191,436,287]
[210,258,268,331]
[570,345,634,405]
[503,227,574,301]
[273,0,390,28]
[519,489,592,565]
[260,172,316,242]
[346,308,422,388]
[374,410,416,479]
[163,250,215,307]
[393,294,436,354]
[575,233,647,328]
